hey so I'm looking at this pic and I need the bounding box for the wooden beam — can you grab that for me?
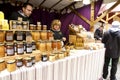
[108,12,120,21]
[50,0,62,9]
[69,7,91,25]
[94,0,120,23]
[39,0,46,7]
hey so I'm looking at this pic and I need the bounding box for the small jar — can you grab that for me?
[39,41,46,52]
[52,40,57,51]
[37,25,41,30]
[6,43,14,56]
[0,44,5,58]
[46,41,52,51]
[31,31,40,41]
[26,42,32,54]
[56,40,62,50]
[30,55,35,64]
[0,31,5,42]
[0,59,6,71]
[17,42,24,55]
[16,57,23,67]
[24,57,32,67]
[49,54,55,62]
[14,42,17,52]
[7,59,16,72]
[41,54,47,62]
[26,31,32,42]
[42,25,47,30]
[32,41,36,50]
[5,31,14,42]
[17,21,22,29]
[47,30,53,40]
[12,21,17,29]
[14,31,24,41]
[23,22,28,30]
[29,24,34,30]
[59,52,64,59]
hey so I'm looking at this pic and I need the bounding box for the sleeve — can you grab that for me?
[94,29,101,40]
[9,12,19,21]
[102,32,108,44]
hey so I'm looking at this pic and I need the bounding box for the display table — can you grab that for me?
[0,49,105,80]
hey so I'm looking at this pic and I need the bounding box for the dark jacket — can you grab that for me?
[51,29,64,40]
[94,28,103,40]
[102,27,120,58]
[9,10,33,24]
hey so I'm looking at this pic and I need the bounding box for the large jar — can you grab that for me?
[47,30,53,40]
[17,21,22,30]
[38,41,46,52]
[0,58,6,71]
[24,57,32,67]
[23,22,28,30]
[6,43,14,56]
[16,57,23,67]
[14,31,24,41]
[17,42,24,55]
[40,30,47,40]
[31,31,40,41]
[0,44,5,58]
[26,42,32,54]
[7,59,16,72]
[46,41,52,51]
[0,31,5,42]
[5,31,14,42]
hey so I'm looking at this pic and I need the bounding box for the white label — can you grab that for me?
[17,48,24,54]
[17,62,22,67]
[12,25,16,29]
[7,49,14,55]
[43,57,47,61]
[17,36,23,40]
[26,47,32,53]
[6,36,13,40]
[26,62,32,67]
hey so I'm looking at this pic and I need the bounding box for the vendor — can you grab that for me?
[9,3,33,24]
[51,19,66,41]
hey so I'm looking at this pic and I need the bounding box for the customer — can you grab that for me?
[94,24,104,40]
[51,19,66,41]
[100,21,120,80]
[9,3,33,23]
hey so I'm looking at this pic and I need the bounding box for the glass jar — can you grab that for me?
[0,44,5,58]
[47,30,53,40]
[0,31,5,42]
[37,25,41,30]
[26,31,32,42]
[12,21,17,29]
[26,42,32,54]
[24,57,32,67]
[40,31,47,40]
[32,41,36,50]
[52,40,57,51]
[56,40,62,50]
[49,54,55,62]
[17,21,22,29]
[31,31,40,41]
[30,55,35,65]
[6,43,14,56]
[0,58,5,71]
[7,59,16,72]
[14,31,24,41]
[46,41,52,51]
[16,57,23,67]
[5,31,14,42]
[29,24,34,30]
[17,42,24,55]
[42,25,47,30]
[41,54,47,62]
[39,41,46,52]
[23,22,28,30]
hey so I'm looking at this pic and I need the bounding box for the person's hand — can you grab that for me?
[62,37,66,41]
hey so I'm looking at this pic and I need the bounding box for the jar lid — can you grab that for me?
[16,57,23,60]
[0,43,4,46]
[0,58,5,63]
[7,60,15,64]
[6,43,13,45]
[24,57,31,60]
[23,22,27,24]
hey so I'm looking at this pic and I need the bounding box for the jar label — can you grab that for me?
[43,57,47,61]
[6,36,13,40]
[13,25,16,29]
[7,49,14,55]
[26,47,32,53]
[16,62,22,67]
[17,48,24,54]
[17,36,23,40]
[26,62,32,67]
[32,45,36,50]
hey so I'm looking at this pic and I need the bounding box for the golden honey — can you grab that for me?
[16,57,23,67]
[49,54,55,62]
[24,57,32,67]
[46,41,52,51]
[7,59,16,72]
[0,31,5,42]
[39,41,46,52]
[0,59,6,71]
[40,31,47,40]
[0,44,5,58]
[32,31,40,41]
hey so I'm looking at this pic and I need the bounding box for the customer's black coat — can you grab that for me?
[102,28,120,58]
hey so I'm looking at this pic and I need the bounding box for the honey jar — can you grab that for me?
[7,59,16,72]
[0,44,5,58]
[40,31,47,40]
[14,31,24,41]
[31,31,40,41]
[52,40,57,51]
[46,41,52,51]
[49,54,55,62]
[0,59,6,71]
[41,54,47,62]
[23,22,28,30]
[6,43,14,56]
[30,55,35,64]
[47,30,53,40]
[29,24,34,30]
[37,25,41,30]
[26,31,32,42]
[32,50,41,62]
[0,31,5,42]
[26,42,32,54]
[17,21,22,29]
[16,57,23,67]
[42,25,47,30]
[17,42,24,55]
[32,41,36,50]
[39,41,46,52]
[5,31,14,42]
[12,21,17,29]
[24,57,32,67]
[56,40,62,50]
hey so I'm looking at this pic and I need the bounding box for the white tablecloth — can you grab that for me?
[0,49,105,80]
